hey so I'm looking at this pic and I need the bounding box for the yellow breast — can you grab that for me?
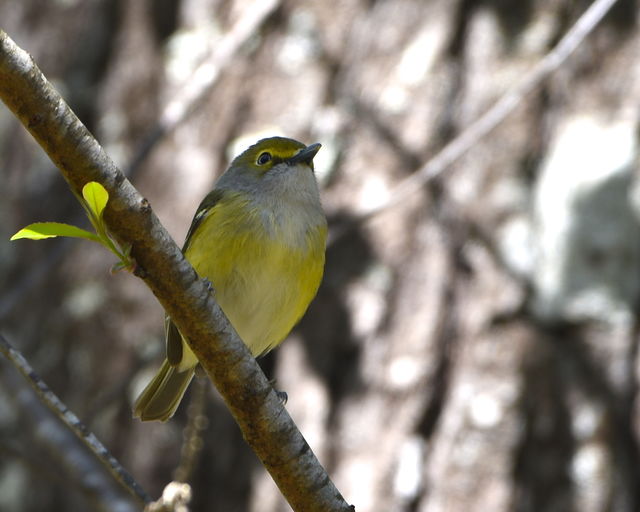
[184,191,327,357]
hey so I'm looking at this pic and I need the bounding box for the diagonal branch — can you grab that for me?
[330,0,620,243]
[0,0,280,322]
[125,0,280,175]
[0,30,352,512]
[0,333,149,507]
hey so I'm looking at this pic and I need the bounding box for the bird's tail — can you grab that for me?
[133,359,195,422]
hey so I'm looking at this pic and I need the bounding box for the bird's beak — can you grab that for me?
[288,143,321,165]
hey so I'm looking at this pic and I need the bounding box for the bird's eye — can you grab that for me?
[257,152,272,165]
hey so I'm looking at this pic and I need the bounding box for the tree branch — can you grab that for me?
[0,0,280,322]
[0,30,352,512]
[0,333,147,509]
[125,0,280,176]
[329,0,620,244]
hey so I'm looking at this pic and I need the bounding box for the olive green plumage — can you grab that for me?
[133,137,327,421]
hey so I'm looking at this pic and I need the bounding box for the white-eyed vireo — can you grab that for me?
[133,137,327,421]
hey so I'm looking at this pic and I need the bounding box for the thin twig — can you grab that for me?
[145,482,192,512]
[173,376,209,484]
[124,0,280,176]
[0,333,151,504]
[329,0,620,243]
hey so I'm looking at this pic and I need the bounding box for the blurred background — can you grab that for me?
[2,0,640,511]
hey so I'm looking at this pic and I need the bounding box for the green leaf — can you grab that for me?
[82,181,109,219]
[10,222,101,242]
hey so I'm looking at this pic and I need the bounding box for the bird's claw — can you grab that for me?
[269,379,288,405]
[202,278,215,295]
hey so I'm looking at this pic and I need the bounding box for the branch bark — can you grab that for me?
[0,333,147,509]
[0,30,352,512]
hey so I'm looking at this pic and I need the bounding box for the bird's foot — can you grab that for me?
[269,379,288,405]
[202,277,215,295]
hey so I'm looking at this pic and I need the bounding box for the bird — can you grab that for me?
[133,136,327,421]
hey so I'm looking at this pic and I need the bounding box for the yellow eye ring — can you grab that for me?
[257,152,272,165]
